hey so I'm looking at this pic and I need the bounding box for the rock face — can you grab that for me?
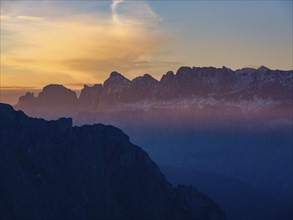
[102,71,131,104]
[79,84,103,110]
[129,74,159,101]
[16,84,78,118]
[0,103,225,220]
[14,66,293,119]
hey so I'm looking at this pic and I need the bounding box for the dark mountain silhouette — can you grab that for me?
[0,103,225,220]
[15,66,292,119]
[11,66,293,219]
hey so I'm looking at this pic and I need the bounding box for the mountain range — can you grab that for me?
[0,103,225,220]
[4,65,292,219]
[15,66,292,119]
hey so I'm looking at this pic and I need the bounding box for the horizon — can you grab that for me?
[1,64,292,105]
[1,0,292,104]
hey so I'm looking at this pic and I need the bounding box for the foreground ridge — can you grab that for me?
[0,103,225,220]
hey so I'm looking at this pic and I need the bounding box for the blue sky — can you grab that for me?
[150,0,292,69]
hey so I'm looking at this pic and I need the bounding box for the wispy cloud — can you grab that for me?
[16,15,43,21]
[111,0,124,24]
[0,86,39,90]
[111,0,124,12]
[111,1,124,16]
[111,0,161,26]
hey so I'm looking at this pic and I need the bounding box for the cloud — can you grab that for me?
[1,0,173,88]
[111,0,125,23]
[111,0,125,15]
[16,15,43,21]
[111,0,161,26]
[0,86,39,90]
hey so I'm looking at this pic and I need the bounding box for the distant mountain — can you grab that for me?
[0,103,225,220]
[161,166,293,220]
[14,66,293,119]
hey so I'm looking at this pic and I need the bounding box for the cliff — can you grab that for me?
[0,103,225,220]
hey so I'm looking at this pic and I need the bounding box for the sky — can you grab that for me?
[0,0,292,104]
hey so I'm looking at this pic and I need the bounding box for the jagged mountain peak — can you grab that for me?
[220,66,234,71]
[39,84,77,100]
[166,70,175,76]
[256,66,271,73]
[39,84,77,97]
[109,71,123,78]
[104,71,131,85]
[143,73,156,80]
[160,71,175,82]
[83,84,90,89]
[193,66,217,71]
[23,92,36,98]
[102,72,131,97]
[235,68,256,75]
[177,66,192,74]
[82,84,102,90]
[133,73,158,83]
[258,65,270,70]
[41,84,74,93]
[107,71,131,83]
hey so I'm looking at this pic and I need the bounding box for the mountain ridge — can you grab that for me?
[14,65,292,118]
[0,103,225,220]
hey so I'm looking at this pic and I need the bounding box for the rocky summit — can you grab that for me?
[0,103,225,220]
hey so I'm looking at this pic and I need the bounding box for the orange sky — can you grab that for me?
[0,0,292,104]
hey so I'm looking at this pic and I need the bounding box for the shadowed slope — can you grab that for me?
[0,103,224,220]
